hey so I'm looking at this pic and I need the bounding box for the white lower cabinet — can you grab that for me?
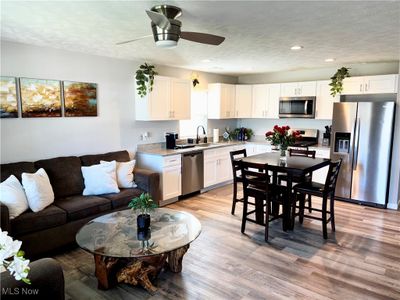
[203,146,238,188]
[136,153,182,204]
[309,148,330,184]
[163,166,182,200]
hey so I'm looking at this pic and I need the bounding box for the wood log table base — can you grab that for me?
[94,244,190,293]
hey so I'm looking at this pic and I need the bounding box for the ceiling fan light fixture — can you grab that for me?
[155,40,178,48]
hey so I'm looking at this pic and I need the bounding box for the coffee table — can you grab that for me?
[76,208,201,293]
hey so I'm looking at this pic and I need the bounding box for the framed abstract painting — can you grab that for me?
[0,76,18,118]
[63,81,97,117]
[20,78,61,118]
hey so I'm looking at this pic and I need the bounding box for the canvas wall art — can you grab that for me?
[20,78,61,118]
[0,76,18,118]
[63,81,97,117]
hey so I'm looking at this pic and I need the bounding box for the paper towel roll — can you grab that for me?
[213,129,219,143]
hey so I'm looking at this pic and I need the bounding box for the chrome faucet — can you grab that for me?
[196,125,206,144]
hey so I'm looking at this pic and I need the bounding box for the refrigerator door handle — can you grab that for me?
[353,118,361,170]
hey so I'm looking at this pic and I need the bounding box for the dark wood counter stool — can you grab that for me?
[230,149,253,215]
[293,159,342,239]
[278,149,316,212]
[240,161,285,241]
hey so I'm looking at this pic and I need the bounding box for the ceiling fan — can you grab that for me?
[117,5,225,48]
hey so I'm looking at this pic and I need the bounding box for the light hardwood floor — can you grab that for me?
[55,184,400,300]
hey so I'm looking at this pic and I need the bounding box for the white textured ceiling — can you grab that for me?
[1,1,400,75]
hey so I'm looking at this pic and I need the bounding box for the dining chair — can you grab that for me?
[293,159,343,239]
[240,161,285,241]
[278,149,316,212]
[230,149,254,215]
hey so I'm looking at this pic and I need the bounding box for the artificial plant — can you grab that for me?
[136,63,158,97]
[128,193,157,216]
[329,67,350,97]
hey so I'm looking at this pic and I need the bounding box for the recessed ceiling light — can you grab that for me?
[202,59,211,63]
[290,45,303,50]
[325,58,335,62]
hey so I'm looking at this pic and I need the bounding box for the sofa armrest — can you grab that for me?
[1,258,65,300]
[1,204,11,232]
[134,168,160,203]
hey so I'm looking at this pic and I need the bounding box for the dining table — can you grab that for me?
[239,151,331,231]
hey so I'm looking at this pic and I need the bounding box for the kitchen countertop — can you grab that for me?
[137,139,331,157]
[136,141,245,156]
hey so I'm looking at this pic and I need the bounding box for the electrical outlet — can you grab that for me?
[140,132,150,141]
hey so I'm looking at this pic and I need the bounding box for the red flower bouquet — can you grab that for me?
[265,125,302,150]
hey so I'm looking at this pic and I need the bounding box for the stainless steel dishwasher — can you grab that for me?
[181,151,204,196]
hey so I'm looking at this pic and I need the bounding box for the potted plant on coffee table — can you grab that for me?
[128,193,158,231]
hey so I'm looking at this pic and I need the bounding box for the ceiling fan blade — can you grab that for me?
[116,35,153,45]
[146,10,171,30]
[180,32,225,45]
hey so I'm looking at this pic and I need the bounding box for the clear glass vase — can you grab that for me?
[279,146,287,160]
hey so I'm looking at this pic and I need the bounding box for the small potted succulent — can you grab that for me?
[128,193,157,230]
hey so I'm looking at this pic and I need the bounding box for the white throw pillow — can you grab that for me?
[0,175,29,219]
[22,168,54,212]
[82,161,120,196]
[100,160,137,188]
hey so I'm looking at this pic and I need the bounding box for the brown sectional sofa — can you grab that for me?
[0,150,160,259]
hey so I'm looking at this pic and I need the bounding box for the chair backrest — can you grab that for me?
[324,159,343,193]
[230,149,247,179]
[289,148,316,158]
[240,161,270,197]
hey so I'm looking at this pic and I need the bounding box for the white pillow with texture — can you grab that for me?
[82,161,120,196]
[22,168,54,212]
[100,160,137,188]
[0,175,29,219]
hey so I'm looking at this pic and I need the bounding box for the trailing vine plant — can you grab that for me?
[329,67,350,97]
[136,63,158,97]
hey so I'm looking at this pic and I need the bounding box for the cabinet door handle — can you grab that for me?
[360,84,363,92]
[365,83,368,92]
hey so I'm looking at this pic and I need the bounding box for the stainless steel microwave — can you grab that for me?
[279,96,316,118]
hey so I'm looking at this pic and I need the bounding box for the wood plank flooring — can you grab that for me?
[55,184,400,299]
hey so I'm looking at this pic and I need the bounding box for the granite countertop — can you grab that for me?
[137,139,331,157]
[136,141,245,156]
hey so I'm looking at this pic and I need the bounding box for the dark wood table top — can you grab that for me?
[240,152,330,175]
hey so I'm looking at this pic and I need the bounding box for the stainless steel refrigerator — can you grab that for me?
[331,101,395,207]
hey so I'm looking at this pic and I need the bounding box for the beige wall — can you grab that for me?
[238,62,399,84]
[388,64,400,210]
[0,41,237,163]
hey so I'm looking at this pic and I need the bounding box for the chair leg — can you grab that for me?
[241,195,248,234]
[265,200,270,241]
[330,193,335,232]
[299,194,305,224]
[307,194,312,213]
[291,195,297,227]
[231,181,238,215]
[322,195,328,239]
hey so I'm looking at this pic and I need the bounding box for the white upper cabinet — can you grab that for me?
[342,74,398,95]
[235,85,253,118]
[251,84,280,118]
[280,81,317,97]
[170,78,191,120]
[208,83,236,119]
[135,75,191,121]
[315,80,339,120]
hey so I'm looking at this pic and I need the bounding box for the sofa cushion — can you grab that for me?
[1,162,37,182]
[55,195,111,221]
[11,205,67,236]
[35,156,84,198]
[80,150,130,166]
[101,188,144,209]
